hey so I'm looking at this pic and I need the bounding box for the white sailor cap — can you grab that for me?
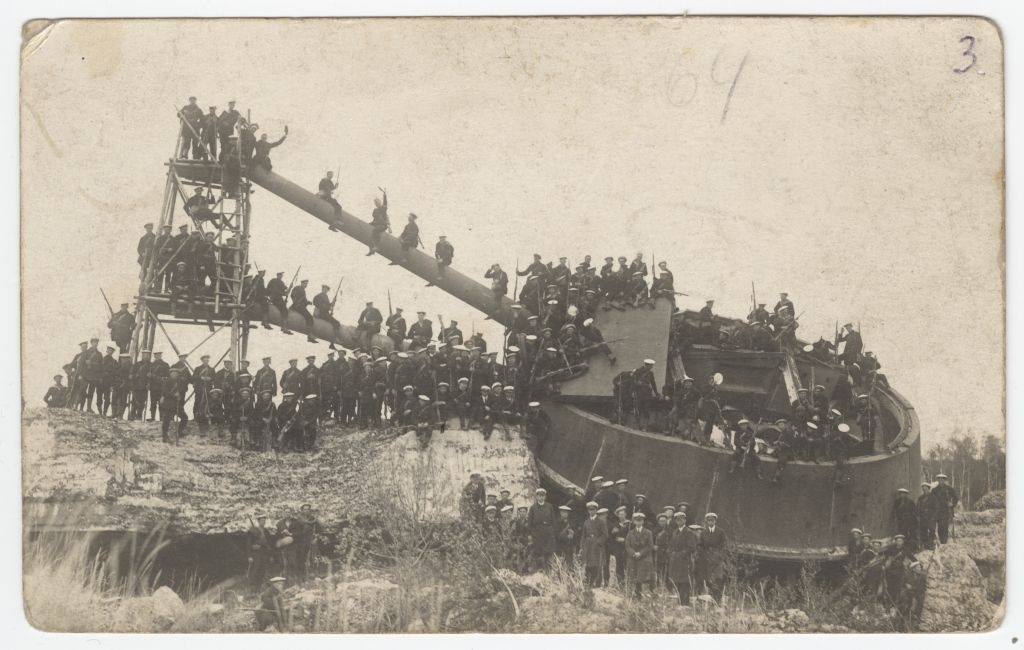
[546,299,559,305]
[402,385,414,391]
[615,479,628,485]
[535,488,547,495]
[591,476,604,483]
[418,395,430,401]
[558,505,572,512]
[851,528,863,534]
[525,334,538,341]
[705,512,718,519]
[830,408,842,417]
[635,494,646,500]
[438,382,450,388]
[814,384,825,390]
[507,346,520,354]
[304,394,318,400]
[738,419,750,426]
[269,576,286,583]
[601,480,615,488]
[586,501,599,509]
[632,511,646,519]
[597,507,608,514]
[397,352,409,359]
[936,473,948,479]
[615,506,627,513]
[644,359,655,365]
[500,505,514,513]
[673,511,687,519]
[485,505,497,512]
[856,393,869,400]
[528,401,540,407]
[582,318,594,327]
[806,422,818,430]
[545,347,557,353]
[897,488,909,493]
[511,303,523,310]
[282,392,295,398]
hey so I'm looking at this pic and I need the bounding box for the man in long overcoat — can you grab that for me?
[668,511,698,606]
[527,488,558,571]
[625,512,655,597]
[580,501,608,587]
[698,512,727,603]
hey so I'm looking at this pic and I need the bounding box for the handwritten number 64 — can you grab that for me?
[954,35,976,74]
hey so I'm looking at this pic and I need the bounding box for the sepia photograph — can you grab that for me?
[18,14,1005,636]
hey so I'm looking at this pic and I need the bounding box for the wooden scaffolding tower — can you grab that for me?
[129,120,254,371]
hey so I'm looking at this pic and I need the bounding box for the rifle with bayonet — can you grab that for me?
[100,288,115,318]
[329,276,344,316]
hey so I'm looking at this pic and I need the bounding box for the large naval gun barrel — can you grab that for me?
[249,166,521,326]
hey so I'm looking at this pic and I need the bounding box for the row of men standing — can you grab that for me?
[461,478,727,605]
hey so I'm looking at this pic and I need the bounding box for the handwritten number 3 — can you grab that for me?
[954,35,976,74]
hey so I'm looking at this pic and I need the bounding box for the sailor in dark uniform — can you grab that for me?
[266,272,292,334]
[837,322,863,365]
[312,284,342,346]
[318,171,342,215]
[485,264,509,311]
[397,213,420,263]
[178,96,204,159]
[43,375,68,408]
[367,188,390,253]
[386,307,407,347]
[357,301,384,348]
[289,279,317,343]
[931,474,959,544]
[773,292,795,319]
[433,235,454,281]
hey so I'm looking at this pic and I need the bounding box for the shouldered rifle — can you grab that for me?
[387,289,393,318]
[833,320,840,363]
[512,257,520,302]
[437,313,446,341]
[330,276,344,315]
[100,288,115,317]
[286,265,302,297]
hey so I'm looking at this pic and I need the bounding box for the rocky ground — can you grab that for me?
[22,408,1004,633]
[23,407,537,537]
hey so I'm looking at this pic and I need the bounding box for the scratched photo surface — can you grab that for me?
[20,17,1003,633]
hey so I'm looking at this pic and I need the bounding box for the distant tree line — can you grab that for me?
[923,431,1004,509]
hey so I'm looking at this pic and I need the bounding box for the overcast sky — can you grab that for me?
[21,17,1003,448]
